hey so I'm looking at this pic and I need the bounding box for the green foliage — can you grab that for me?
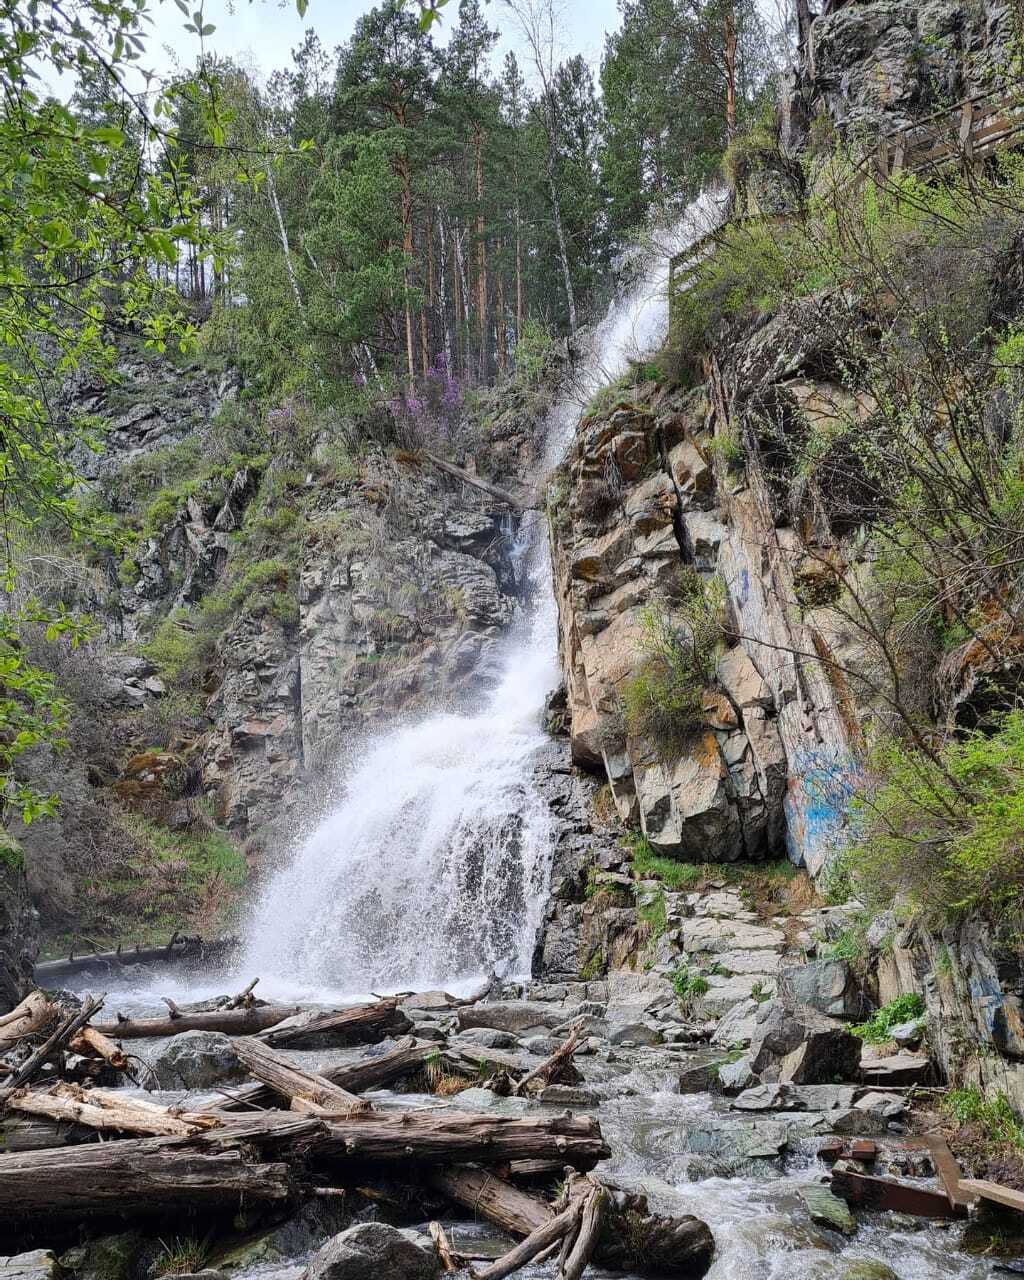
[623,830,704,890]
[0,832,24,873]
[621,572,723,754]
[636,884,667,942]
[671,965,709,1003]
[823,925,868,965]
[513,319,558,387]
[945,1088,1024,1150]
[153,1239,210,1278]
[851,993,925,1044]
[846,711,1024,922]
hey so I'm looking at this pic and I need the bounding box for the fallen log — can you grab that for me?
[430,1165,554,1236]
[512,1020,584,1096]
[69,1026,129,1072]
[0,1136,291,1221]
[474,1201,582,1280]
[262,998,411,1049]
[7,1083,222,1138]
[230,1036,369,1114]
[204,1035,436,1113]
[34,935,238,987]
[0,997,104,1101]
[316,1108,609,1169]
[92,1004,299,1040]
[433,1165,715,1277]
[429,1221,458,1274]
[420,451,530,512]
[0,992,55,1049]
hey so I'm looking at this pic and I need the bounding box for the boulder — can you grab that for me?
[797,1184,856,1236]
[717,1055,755,1093]
[859,1050,932,1086]
[150,1030,246,1089]
[456,1028,520,1050]
[732,1083,789,1111]
[304,1224,439,1280]
[779,959,860,1019]
[889,1018,925,1049]
[711,997,761,1048]
[779,1023,861,1085]
[457,1001,579,1034]
[608,1021,663,1047]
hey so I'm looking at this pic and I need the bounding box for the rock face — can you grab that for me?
[304,1224,439,1280]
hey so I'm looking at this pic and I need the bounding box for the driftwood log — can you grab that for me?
[7,1084,222,1138]
[203,1036,437,1113]
[229,1037,369,1115]
[0,1136,291,1220]
[69,1026,129,1072]
[262,998,411,1049]
[0,992,55,1050]
[512,1020,584,1096]
[93,1004,299,1040]
[434,1165,715,1278]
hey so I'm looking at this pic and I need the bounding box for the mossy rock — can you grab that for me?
[840,1263,899,1280]
[59,1232,156,1280]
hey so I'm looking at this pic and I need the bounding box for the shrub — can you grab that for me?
[945,1088,1024,1150]
[513,318,558,387]
[851,993,925,1044]
[624,830,705,890]
[621,573,723,755]
[671,965,709,1006]
[845,710,1024,922]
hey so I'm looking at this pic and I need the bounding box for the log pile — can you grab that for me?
[0,987,714,1279]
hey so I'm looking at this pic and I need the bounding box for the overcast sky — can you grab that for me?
[142,0,622,87]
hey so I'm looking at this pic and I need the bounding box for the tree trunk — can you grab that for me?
[267,165,303,312]
[204,1036,436,1113]
[396,151,416,385]
[0,992,54,1050]
[262,997,410,1049]
[542,100,577,335]
[723,4,737,141]
[0,1139,291,1222]
[474,122,490,381]
[432,1167,715,1278]
[69,1026,129,1072]
[317,1107,608,1168]
[7,1084,220,1139]
[230,1037,369,1114]
[34,937,237,988]
[437,209,454,373]
[92,1006,298,1041]
[420,452,527,511]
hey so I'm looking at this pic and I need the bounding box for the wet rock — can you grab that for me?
[538,1084,599,1106]
[58,1232,154,1280]
[859,1050,932,1086]
[840,1264,899,1280]
[733,1083,789,1111]
[401,992,458,1011]
[304,1224,438,1280]
[779,959,861,1019]
[797,1183,857,1236]
[150,1030,246,1089]
[855,1090,907,1118]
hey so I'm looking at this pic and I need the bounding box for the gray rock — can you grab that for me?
[855,1090,907,1118]
[779,1022,862,1085]
[457,1001,579,1035]
[304,1224,438,1280]
[520,1034,562,1055]
[608,1021,663,1047]
[538,1085,599,1106]
[711,997,761,1048]
[150,1030,246,1089]
[779,959,860,1019]
[455,1027,519,1050]
[889,1018,925,1049]
[732,1083,790,1111]
[0,1253,59,1280]
[797,1183,856,1236]
[717,1054,755,1093]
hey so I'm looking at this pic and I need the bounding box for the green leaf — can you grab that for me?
[201,22,216,35]
[296,0,308,14]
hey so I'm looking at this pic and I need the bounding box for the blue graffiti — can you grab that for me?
[784,745,859,870]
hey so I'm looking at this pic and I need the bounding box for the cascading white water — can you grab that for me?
[239,190,729,1001]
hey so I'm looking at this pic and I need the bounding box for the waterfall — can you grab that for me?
[238,190,728,1002]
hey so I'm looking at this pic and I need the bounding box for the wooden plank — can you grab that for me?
[897,1136,976,1210]
[960,1179,1024,1214]
[831,1168,964,1218]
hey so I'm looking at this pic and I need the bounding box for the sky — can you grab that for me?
[140,0,623,86]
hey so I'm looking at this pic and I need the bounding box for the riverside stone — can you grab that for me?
[304,1224,438,1280]
[779,959,860,1019]
[797,1184,857,1236]
[150,1030,246,1089]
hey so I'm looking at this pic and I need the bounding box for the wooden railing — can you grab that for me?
[668,85,1024,310]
